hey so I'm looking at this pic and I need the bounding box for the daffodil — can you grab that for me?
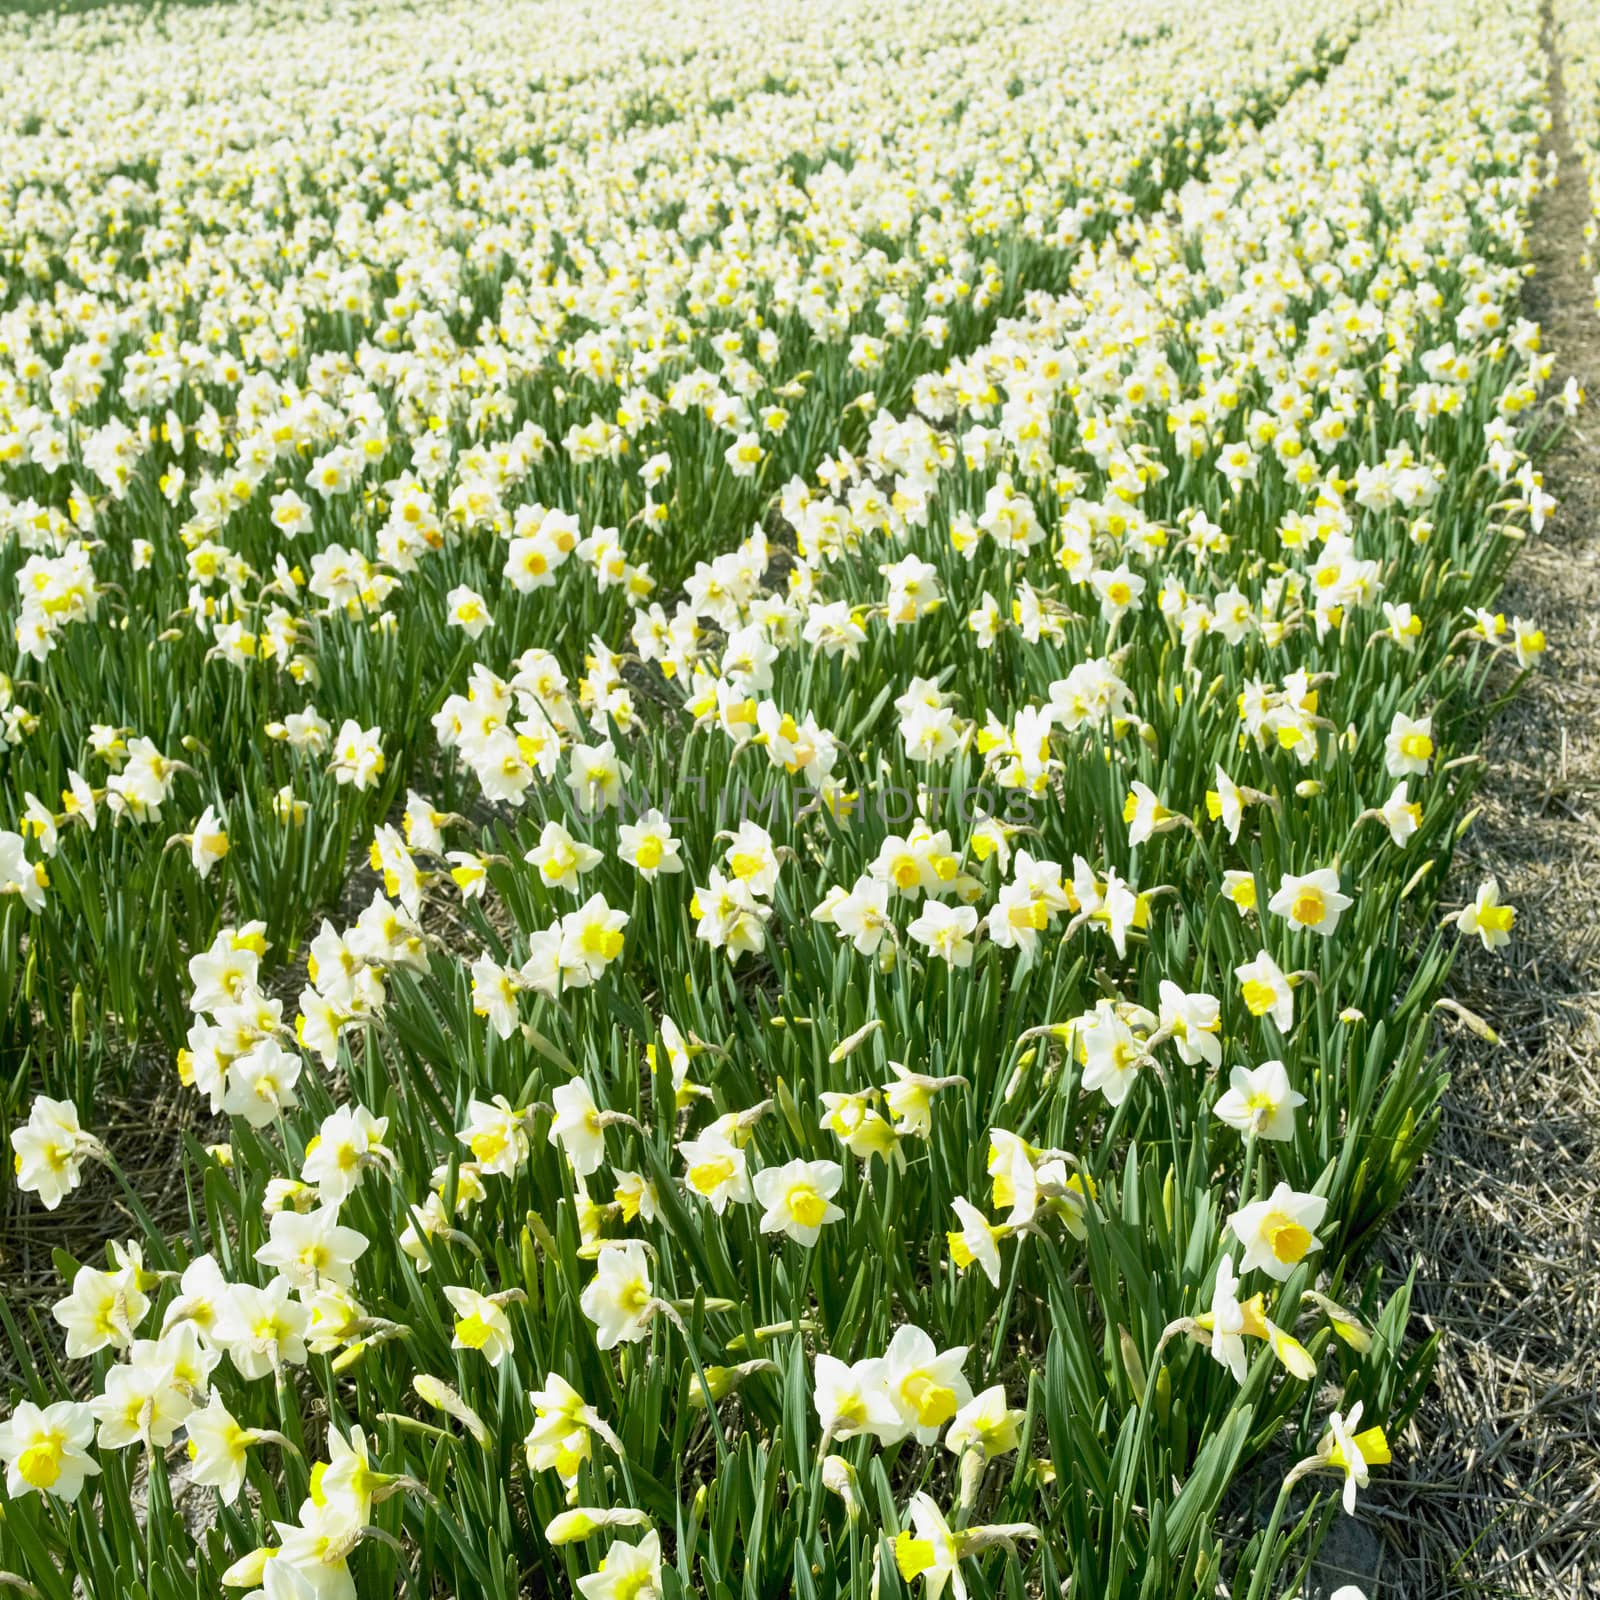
[52,1262,150,1359]
[1226,1182,1328,1281]
[944,1385,1023,1461]
[559,893,630,981]
[1213,1060,1306,1141]
[819,1089,902,1166]
[907,899,980,966]
[813,1353,900,1444]
[546,1507,652,1545]
[10,1093,98,1209]
[0,825,47,915]
[881,1061,966,1137]
[526,820,602,891]
[678,1129,752,1213]
[1301,1402,1393,1513]
[1191,1253,1316,1382]
[254,1205,369,1292]
[0,1400,100,1501]
[753,1158,845,1244]
[883,1324,973,1445]
[458,1095,530,1177]
[1267,867,1352,937]
[618,810,683,879]
[567,740,630,814]
[300,1104,389,1207]
[549,1077,608,1177]
[444,1285,516,1366]
[1384,710,1435,776]
[90,1356,193,1450]
[1455,876,1517,950]
[273,1494,362,1600]
[1221,869,1259,916]
[214,1277,310,1380]
[575,1528,663,1600]
[526,1373,623,1489]
[1156,980,1223,1068]
[892,1492,962,1599]
[580,1241,657,1350]
[187,803,230,878]
[1123,780,1187,845]
[1235,949,1296,1031]
[183,1392,253,1504]
[1079,1002,1148,1107]
[893,1492,1038,1598]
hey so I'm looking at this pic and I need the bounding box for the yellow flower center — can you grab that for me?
[470,1128,508,1163]
[899,1373,958,1428]
[894,1533,937,1580]
[1263,1212,1313,1265]
[833,1390,867,1429]
[1290,888,1326,926]
[18,1438,63,1488]
[580,924,624,961]
[1241,979,1277,1016]
[787,1185,827,1229]
[455,1313,495,1350]
[689,1155,735,1195]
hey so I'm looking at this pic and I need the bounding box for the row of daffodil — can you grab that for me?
[1556,0,1600,310]
[0,0,1374,1123]
[0,0,1564,1596]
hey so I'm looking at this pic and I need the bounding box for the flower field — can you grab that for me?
[0,0,1579,1595]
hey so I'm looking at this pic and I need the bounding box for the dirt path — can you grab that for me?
[1357,10,1600,1596]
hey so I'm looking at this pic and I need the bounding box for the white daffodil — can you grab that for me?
[883,1324,973,1446]
[813,1353,900,1445]
[1235,950,1296,1032]
[0,1400,100,1502]
[946,1197,1006,1287]
[183,1392,252,1504]
[679,1129,752,1213]
[944,1385,1023,1461]
[1384,710,1435,776]
[1212,1060,1306,1141]
[576,1529,662,1600]
[1226,1182,1328,1281]
[752,1158,845,1245]
[579,1242,656,1350]
[443,1285,517,1367]
[9,1094,97,1209]
[549,1077,608,1177]
[1267,867,1352,937]
[1455,876,1517,951]
[1157,980,1223,1068]
[254,1205,369,1291]
[1315,1402,1393,1513]
[525,820,602,891]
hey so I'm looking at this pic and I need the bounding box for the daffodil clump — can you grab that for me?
[0,0,1568,1595]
